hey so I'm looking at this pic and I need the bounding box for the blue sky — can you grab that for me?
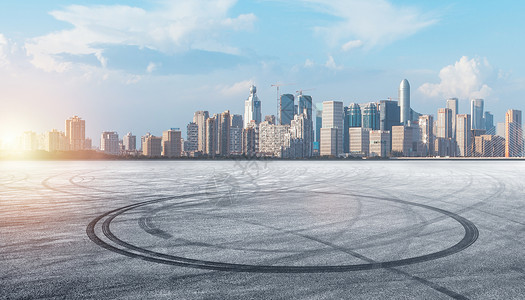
[0,0,524,145]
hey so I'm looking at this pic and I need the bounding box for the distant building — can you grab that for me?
[474,134,505,157]
[65,116,85,151]
[315,103,323,143]
[362,102,380,130]
[85,138,92,150]
[100,131,119,155]
[231,114,243,129]
[505,109,523,157]
[320,101,344,156]
[446,98,459,138]
[162,129,181,158]
[244,85,261,128]
[205,116,217,156]
[242,121,258,156]
[399,79,410,125]
[297,93,313,119]
[264,115,276,125]
[419,115,434,156]
[217,111,231,156]
[45,129,68,152]
[369,130,390,158]
[193,111,209,153]
[258,121,290,157]
[123,132,136,151]
[471,99,484,130]
[349,127,370,156]
[391,125,419,157]
[230,127,243,155]
[456,114,472,157]
[379,100,400,132]
[22,131,38,151]
[280,94,295,125]
[496,122,505,138]
[484,111,495,135]
[142,135,162,157]
[437,108,453,139]
[290,113,313,157]
[185,123,198,152]
[434,137,456,157]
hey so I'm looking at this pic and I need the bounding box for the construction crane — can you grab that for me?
[271,83,295,124]
[296,88,315,96]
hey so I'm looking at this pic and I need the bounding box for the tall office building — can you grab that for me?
[349,127,370,156]
[437,108,453,139]
[474,135,505,157]
[392,125,419,157]
[297,93,313,119]
[369,130,390,157]
[193,111,209,153]
[100,131,119,155]
[65,116,85,151]
[446,98,459,138]
[505,109,523,157]
[280,94,295,125]
[244,85,262,128]
[484,111,495,134]
[362,102,380,130]
[185,123,198,152]
[419,115,434,156]
[290,113,313,157]
[205,116,217,156]
[242,121,258,156]
[231,114,243,129]
[320,101,344,156]
[379,100,400,132]
[230,127,243,155]
[399,79,410,125]
[45,129,68,152]
[217,111,231,156]
[123,132,136,151]
[142,134,162,157]
[162,129,182,158]
[347,103,362,128]
[456,114,472,157]
[471,99,484,130]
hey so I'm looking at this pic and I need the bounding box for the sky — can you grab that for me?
[1,0,525,147]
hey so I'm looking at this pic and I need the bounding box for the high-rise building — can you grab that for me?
[391,125,419,157]
[362,102,380,130]
[399,79,410,125]
[123,132,136,151]
[456,114,472,157]
[280,94,295,125]
[65,116,85,151]
[471,99,484,130]
[484,111,495,135]
[244,85,262,128]
[264,115,276,124]
[142,135,162,157]
[205,116,217,156]
[474,135,505,157]
[434,137,456,157]
[22,131,38,151]
[230,127,243,155]
[45,129,68,152]
[85,138,92,150]
[369,130,391,157]
[185,123,198,152]
[258,121,290,157]
[419,115,434,156]
[193,111,209,153]
[217,111,231,156]
[297,93,313,119]
[290,113,313,157]
[347,103,362,128]
[231,114,243,129]
[242,121,258,156]
[349,127,370,156]
[446,98,458,138]
[437,108,453,139]
[162,129,182,158]
[505,109,523,157]
[320,101,344,156]
[100,131,119,155]
[379,100,400,132]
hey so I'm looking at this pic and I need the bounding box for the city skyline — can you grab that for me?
[2,1,525,147]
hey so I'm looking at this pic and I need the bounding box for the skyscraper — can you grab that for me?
[280,94,294,125]
[379,100,400,132]
[446,98,458,138]
[349,127,370,156]
[437,108,453,139]
[505,109,523,157]
[100,131,119,155]
[242,121,258,157]
[419,115,434,156]
[456,114,472,157]
[399,79,410,125]
[258,121,290,157]
[205,116,217,156]
[217,111,231,156]
[391,125,419,157]
[142,134,162,157]
[231,114,243,128]
[193,111,209,152]
[347,103,362,128]
[297,93,313,119]
[162,129,182,158]
[290,112,313,157]
[362,103,380,130]
[123,132,136,151]
[244,85,262,128]
[484,111,495,135]
[320,101,344,156]
[185,123,198,152]
[369,130,391,157]
[471,99,484,130]
[65,116,85,151]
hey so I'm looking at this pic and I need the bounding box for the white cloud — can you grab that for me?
[341,39,363,51]
[418,56,493,100]
[302,0,437,50]
[0,34,10,67]
[304,59,314,68]
[325,55,342,70]
[218,79,254,97]
[24,1,256,72]
[146,62,158,73]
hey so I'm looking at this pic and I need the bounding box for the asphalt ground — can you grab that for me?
[1,160,524,299]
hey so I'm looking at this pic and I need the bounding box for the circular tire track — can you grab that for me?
[87,192,479,273]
